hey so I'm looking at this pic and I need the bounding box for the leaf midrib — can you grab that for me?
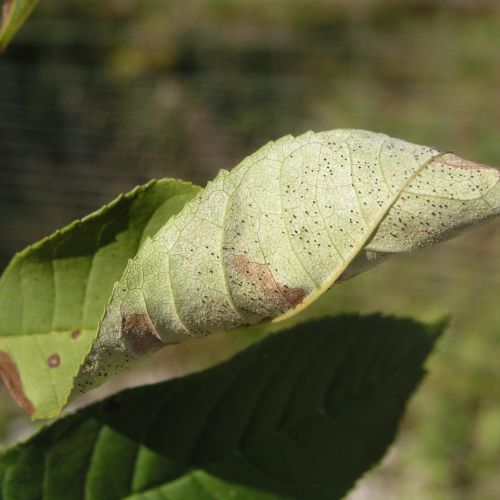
[112,342,419,497]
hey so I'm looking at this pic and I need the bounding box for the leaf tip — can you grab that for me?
[439,152,499,173]
[0,0,39,53]
[427,315,450,341]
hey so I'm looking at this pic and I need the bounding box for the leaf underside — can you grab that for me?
[76,129,498,401]
[0,129,498,419]
[0,314,444,500]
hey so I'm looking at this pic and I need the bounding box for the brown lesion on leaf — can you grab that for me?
[437,153,499,173]
[0,351,35,415]
[231,255,306,311]
[70,329,81,340]
[121,313,165,357]
[47,353,60,368]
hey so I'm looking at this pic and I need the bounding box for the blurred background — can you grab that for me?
[0,0,499,498]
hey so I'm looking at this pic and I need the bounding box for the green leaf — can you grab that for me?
[0,0,38,52]
[0,314,445,500]
[0,180,201,419]
[76,129,499,398]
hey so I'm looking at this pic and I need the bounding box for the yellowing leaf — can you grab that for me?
[75,129,499,399]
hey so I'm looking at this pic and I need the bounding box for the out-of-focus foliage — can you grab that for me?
[0,1,499,498]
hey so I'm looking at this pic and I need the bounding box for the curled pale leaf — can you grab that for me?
[75,129,499,398]
[0,129,498,419]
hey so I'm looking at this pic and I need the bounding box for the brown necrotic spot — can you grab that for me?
[47,353,60,368]
[121,313,164,357]
[70,330,81,339]
[232,255,306,311]
[0,351,35,415]
[438,153,499,173]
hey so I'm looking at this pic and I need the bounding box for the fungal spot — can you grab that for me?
[0,351,35,415]
[47,353,60,368]
[70,330,81,339]
[231,255,306,311]
[437,153,499,173]
[121,313,164,357]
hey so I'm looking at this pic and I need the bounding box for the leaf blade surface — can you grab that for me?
[0,314,445,500]
[77,130,499,395]
[0,180,201,418]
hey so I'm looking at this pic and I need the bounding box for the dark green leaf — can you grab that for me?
[0,314,445,499]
